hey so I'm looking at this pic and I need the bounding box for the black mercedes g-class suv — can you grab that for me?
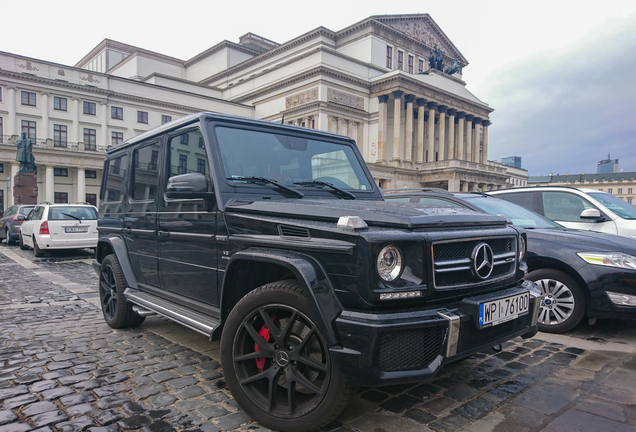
[95,112,540,432]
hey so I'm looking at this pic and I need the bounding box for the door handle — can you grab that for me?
[123,228,132,234]
[158,231,170,238]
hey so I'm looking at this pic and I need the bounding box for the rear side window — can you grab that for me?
[19,206,35,216]
[131,142,161,208]
[48,206,98,221]
[497,192,536,211]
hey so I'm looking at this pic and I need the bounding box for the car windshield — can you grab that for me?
[466,196,562,228]
[48,206,98,221]
[588,192,636,220]
[214,126,373,192]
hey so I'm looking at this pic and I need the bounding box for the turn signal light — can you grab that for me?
[39,221,50,235]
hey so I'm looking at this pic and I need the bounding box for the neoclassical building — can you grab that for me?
[0,13,525,213]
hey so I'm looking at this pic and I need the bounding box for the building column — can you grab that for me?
[472,117,482,163]
[9,163,19,206]
[437,105,447,161]
[377,95,389,161]
[7,87,17,137]
[101,102,109,148]
[481,120,491,164]
[46,165,55,203]
[446,109,457,160]
[336,117,343,135]
[41,93,50,142]
[77,168,86,203]
[426,102,437,162]
[72,98,80,144]
[404,94,415,162]
[392,90,403,160]
[465,115,474,162]
[448,178,461,192]
[416,99,426,163]
[456,112,466,160]
[461,181,469,192]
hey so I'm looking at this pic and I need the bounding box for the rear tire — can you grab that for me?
[6,229,16,246]
[99,254,145,328]
[221,281,354,432]
[19,233,28,250]
[526,269,585,333]
[33,237,44,257]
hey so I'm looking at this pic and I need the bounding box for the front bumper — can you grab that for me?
[330,280,540,386]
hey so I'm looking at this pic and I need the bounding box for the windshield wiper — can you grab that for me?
[294,181,356,200]
[227,176,304,198]
[62,213,82,222]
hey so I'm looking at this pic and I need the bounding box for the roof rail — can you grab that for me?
[382,187,452,195]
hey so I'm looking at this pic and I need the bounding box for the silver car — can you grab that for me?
[0,204,35,245]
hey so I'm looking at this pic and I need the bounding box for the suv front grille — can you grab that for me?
[433,237,516,289]
[378,328,443,372]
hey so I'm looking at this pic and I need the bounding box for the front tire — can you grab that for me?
[526,269,585,333]
[221,281,354,432]
[19,233,28,250]
[33,236,44,257]
[99,254,145,328]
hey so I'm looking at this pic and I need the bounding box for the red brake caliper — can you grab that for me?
[255,316,275,373]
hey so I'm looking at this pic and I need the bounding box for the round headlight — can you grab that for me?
[519,235,526,261]
[377,245,403,282]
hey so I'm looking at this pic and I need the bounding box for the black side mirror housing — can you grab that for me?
[166,173,214,199]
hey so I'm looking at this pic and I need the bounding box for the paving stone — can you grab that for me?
[41,386,74,400]
[0,423,33,432]
[575,398,626,422]
[148,393,177,408]
[3,393,39,409]
[174,385,205,400]
[0,409,17,425]
[118,415,152,430]
[349,412,432,432]
[202,392,228,404]
[420,397,457,415]
[360,390,389,403]
[30,410,67,428]
[132,384,166,399]
[511,382,578,415]
[149,371,179,383]
[67,403,96,416]
[164,376,198,390]
[451,398,494,420]
[404,408,436,424]
[443,384,479,401]
[543,410,634,432]
[55,415,95,432]
[600,368,636,393]
[21,401,59,416]
[379,394,419,413]
[198,404,231,420]
[95,394,131,409]
[93,383,130,397]
[498,379,531,394]
[407,383,443,399]
[0,384,28,399]
[59,392,95,407]
[428,413,468,432]
[548,352,579,365]
[123,401,147,415]
[94,409,125,426]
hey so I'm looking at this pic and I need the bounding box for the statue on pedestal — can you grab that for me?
[16,132,36,173]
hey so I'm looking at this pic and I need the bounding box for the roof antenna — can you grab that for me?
[281,115,285,124]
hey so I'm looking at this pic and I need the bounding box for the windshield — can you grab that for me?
[588,192,636,220]
[466,196,562,228]
[214,126,373,192]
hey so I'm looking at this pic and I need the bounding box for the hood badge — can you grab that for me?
[472,243,494,279]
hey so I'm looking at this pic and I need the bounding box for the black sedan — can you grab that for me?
[383,189,636,333]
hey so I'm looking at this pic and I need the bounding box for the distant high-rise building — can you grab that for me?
[501,156,522,168]
[597,153,619,174]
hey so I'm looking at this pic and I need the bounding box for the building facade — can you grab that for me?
[528,172,636,204]
[501,156,522,169]
[0,14,524,213]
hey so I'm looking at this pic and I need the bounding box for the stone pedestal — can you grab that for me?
[13,173,38,205]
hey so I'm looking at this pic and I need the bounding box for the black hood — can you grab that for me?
[225,199,509,229]
[528,227,636,253]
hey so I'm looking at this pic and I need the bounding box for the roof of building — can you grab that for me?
[529,172,636,183]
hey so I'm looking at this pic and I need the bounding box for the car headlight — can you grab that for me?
[518,235,526,262]
[577,252,636,270]
[377,245,403,282]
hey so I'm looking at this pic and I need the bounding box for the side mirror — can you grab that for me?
[166,173,214,199]
[580,208,605,221]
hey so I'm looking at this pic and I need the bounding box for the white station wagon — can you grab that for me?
[19,203,98,256]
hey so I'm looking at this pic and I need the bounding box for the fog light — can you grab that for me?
[379,291,422,300]
[607,291,636,306]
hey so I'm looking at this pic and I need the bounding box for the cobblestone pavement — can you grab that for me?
[1,243,636,432]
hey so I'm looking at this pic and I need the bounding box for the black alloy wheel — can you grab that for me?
[221,281,353,432]
[99,254,145,328]
[19,233,28,250]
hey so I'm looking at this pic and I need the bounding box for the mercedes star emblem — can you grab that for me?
[472,243,494,279]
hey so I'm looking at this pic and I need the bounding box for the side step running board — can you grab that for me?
[124,288,220,337]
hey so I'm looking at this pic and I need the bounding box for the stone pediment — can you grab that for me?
[372,15,466,64]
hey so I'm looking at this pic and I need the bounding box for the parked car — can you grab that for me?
[489,186,636,239]
[0,204,35,245]
[384,189,636,333]
[94,112,540,432]
[19,202,98,257]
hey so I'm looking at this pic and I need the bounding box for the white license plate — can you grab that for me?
[65,227,88,233]
[478,292,529,328]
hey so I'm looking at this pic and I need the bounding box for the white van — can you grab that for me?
[490,186,636,239]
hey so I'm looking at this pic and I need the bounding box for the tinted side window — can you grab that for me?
[497,192,536,212]
[167,130,209,178]
[542,192,595,222]
[101,153,129,215]
[131,142,161,211]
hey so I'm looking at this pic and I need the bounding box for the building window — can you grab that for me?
[608,188,613,194]
[161,115,172,124]
[84,128,97,151]
[111,107,123,120]
[197,158,206,174]
[629,188,633,194]
[408,55,414,73]
[85,193,97,206]
[54,192,68,203]
[85,170,97,179]
[54,168,68,177]
[198,137,204,148]
[0,87,2,101]
[54,97,67,111]
[21,120,36,141]
[418,59,424,73]
[112,132,124,146]
[397,51,404,70]
[0,163,3,173]
[618,188,623,194]
[54,124,67,148]
[83,101,96,115]
[137,111,148,124]
[180,134,189,145]
[150,150,159,170]
[0,117,3,144]
[629,198,633,204]
[21,91,36,106]
[386,46,392,69]
[0,190,3,215]
[178,154,187,174]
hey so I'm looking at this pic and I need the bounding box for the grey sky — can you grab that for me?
[3,0,635,176]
